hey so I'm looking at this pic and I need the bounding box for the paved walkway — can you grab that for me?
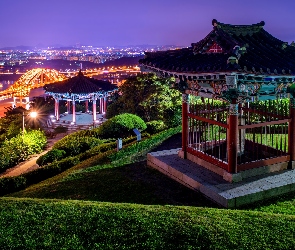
[148,149,295,208]
[0,133,68,178]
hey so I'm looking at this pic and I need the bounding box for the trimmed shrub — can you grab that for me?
[36,149,67,167]
[109,126,181,162]
[0,127,180,196]
[146,120,166,134]
[0,176,27,196]
[23,156,80,185]
[96,113,147,139]
[53,135,103,156]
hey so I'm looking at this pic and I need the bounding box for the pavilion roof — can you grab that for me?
[44,71,116,95]
[140,19,295,76]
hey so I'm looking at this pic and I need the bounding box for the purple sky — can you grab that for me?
[0,0,294,48]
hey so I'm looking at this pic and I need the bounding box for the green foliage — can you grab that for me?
[36,149,67,167]
[0,114,22,143]
[0,128,177,197]
[107,73,182,123]
[23,156,80,186]
[0,198,295,249]
[163,104,182,127]
[109,126,181,162]
[0,130,47,171]
[0,177,27,196]
[53,134,103,156]
[146,120,167,134]
[97,113,147,139]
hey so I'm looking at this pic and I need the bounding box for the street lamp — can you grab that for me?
[22,111,38,134]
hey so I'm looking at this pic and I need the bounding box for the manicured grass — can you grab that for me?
[242,192,295,215]
[4,127,295,249]
[9,161,216,207]
[1,197,295,250]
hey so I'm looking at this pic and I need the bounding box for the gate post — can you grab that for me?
[289,98,295,165]
[227,103,238,173]
[182,93,189,159]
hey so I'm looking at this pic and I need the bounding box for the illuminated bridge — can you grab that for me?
[0,68,67,101]
[0,66,141,107]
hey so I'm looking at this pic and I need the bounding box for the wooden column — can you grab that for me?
[72,99,76,124]
[103,96,107,114]
[99,98,102,113]
[288,98,295,163]
[93,99,97,121]
[227,103,238,173]
[182,93,189,159]
[55,99,59,121]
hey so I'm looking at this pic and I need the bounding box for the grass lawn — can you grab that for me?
[1,197,295,250]
[9,161,217,207]
[3,130,295,249]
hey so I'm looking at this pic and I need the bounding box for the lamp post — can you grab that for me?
[22,111,38,134]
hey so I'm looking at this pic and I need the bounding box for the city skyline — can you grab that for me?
[0,0,294,48]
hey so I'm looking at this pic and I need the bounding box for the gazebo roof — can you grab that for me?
[140,19,295,75]
[44,71,116,95]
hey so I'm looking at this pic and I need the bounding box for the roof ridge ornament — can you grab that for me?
[212,19,265,35]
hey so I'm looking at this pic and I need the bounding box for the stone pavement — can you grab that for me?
[147,148,295,208]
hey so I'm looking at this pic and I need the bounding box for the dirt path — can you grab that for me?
[0,133,68,178]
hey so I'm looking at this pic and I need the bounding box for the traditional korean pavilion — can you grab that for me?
[141,19,295,186]
[44,71,116,123]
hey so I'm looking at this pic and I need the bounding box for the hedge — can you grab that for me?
[0,127,180,196]
[96,113,147,139]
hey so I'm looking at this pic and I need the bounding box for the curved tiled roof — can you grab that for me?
[44,71,116,94]
[140,19,295,75]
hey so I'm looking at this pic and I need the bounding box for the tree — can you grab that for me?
[107,73,182,124]
[0,107,25,142]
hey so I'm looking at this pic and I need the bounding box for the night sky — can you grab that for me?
[0,0,294,48]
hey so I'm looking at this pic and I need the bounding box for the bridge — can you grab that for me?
[0,68,67,101]
[0,66,141,107]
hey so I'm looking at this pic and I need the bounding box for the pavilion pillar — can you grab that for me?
[103,96,107,114]
[55,99,60,121]
[288,98,295,163]
[227,103,238,173]
[85,100,89,112]
[72,99,76,124]
[67,100,71,114]
[182,93,189,159]
[99,98,102,113]
[93,99,97,121]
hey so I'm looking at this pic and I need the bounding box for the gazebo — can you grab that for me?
[44,71,116,124]
[140,20,295,206]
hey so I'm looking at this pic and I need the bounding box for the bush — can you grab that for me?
[23,156,80,185]
[0,127,180,196]
[53,135,103,156]
[36,149,67,167]
[109,126,181,162]
[97,113,147,139]
[0,130,47,171]
[0,176,27,196]
[146,120,166,134]
[163,105,182,128]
